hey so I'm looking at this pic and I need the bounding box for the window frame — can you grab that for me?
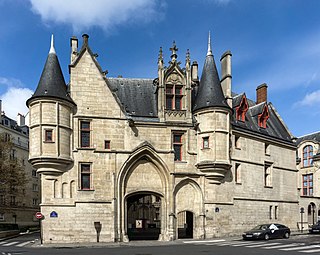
[165,84,183,110]
[235,163,241,184]
[303,145,313,167]
[80,163,92,190]
[173,133,183,162]
[104,140,111,150]
[80,121,91,148]
[302,173,313,196]
[264,163,272,187]
[44,129,53,142]
[202,137,209,149]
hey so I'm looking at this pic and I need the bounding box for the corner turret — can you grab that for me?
[27,35,75,175]
[193,33,232,184]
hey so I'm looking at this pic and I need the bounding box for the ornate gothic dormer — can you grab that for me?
[236,94,249,122]
[157,41,193,123]
[258,103,269,128]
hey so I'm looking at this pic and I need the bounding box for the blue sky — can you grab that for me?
[1,0,320,137]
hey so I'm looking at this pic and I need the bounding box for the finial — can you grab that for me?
[49,34,56,54]
[207,31,213,56]
[158,47,163,61]
[170,41,178,62]
[186,49,190,63]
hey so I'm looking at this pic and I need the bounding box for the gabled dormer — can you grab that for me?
[235,94,248,122]
[258,104,269,128]
[157,42,196,123]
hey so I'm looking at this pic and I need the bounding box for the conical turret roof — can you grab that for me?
[193,33,230,112]
[27,35,74,106]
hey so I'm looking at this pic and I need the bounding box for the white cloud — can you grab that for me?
[29,0,165,33]
[0,77,24,88]
[295,90,320,107]
[1,85,33,125]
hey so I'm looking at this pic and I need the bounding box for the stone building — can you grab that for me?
[27,34,298,243]
[296,132,320,229]
[0,101,40,227]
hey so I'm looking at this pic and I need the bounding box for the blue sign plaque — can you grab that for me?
[50,211,58,218]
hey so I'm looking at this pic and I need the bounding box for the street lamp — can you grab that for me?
[300,207,305,232]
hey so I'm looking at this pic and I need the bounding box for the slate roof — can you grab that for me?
[0,114,29,135]
[193,52,230,112]
[107,78,158,118]
[296,132,320,145]
[231,95,292,142]
[27,40,75,106]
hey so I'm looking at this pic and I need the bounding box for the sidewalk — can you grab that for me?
[31,230,311,249]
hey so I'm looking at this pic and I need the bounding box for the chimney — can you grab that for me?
[82,34,89,46]
[220,50,232,107]
[256,83,268,104]
[17,113,25,126]
[70,36,78,63]
[191,61,198,82]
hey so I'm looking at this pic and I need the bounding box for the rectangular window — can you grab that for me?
[80,163,92,190]
[265,143,270,155]
[264,164,272,187]
[104,140,111,149]
[32,169,37,177]
[173,133,183,161]
[0,213,4,221]
[235,135,240,149]
[302,174,313,196]
[269,205,273,219]
[275,205,278,219]
[33,184,38,192]
[235,163,241,184]
[203,137,209,149]
[45,129,53,142]
[32,198,38,206]
[10,149,16,160]
[80,121,91,148]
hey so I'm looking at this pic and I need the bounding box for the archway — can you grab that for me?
[177,211,194,239]
[308,203,316,224]
[126,193,161,240]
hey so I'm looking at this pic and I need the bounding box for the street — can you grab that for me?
[1,232,320,255]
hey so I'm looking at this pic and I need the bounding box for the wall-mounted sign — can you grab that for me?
[50,211,58,218]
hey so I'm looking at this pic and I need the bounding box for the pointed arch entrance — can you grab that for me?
[117,142,171,242]
[127,192,162,240]
[308,203,316,225]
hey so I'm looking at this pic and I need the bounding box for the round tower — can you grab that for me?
[27,35,76,175]
[193,33,232,184]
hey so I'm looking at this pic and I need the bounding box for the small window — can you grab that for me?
[173,133,183,161]
[33,184,38,192]
[264,164,272,187]
[0,213,4,221]
[32,198,38,206]
[275,205,278,219]
[44,129,53,142]
[80,163,92,190]
[32,169,37,177]
[269,205,273,219]
[0,195,5,205]
[203,137,209,149]
[235,135,240,149]
[104,140,111,149]
[10,196,16,206]
[265,143,270,155]
[80,121,91,148]
[235,163,241,184]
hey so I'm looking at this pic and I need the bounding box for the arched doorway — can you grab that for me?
[177,211,194,239]
[126,193,161,241]
[308,203,316,225]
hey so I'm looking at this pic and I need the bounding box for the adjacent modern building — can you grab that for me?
[296,132,320,230]
[27,34,299,243]
[0,101,40,228]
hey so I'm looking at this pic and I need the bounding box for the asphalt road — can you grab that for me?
[1,232,320,255]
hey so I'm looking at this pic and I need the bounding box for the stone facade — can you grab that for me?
[0,106,40,228]
[27,34,299,243]
[296,133,320,231]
